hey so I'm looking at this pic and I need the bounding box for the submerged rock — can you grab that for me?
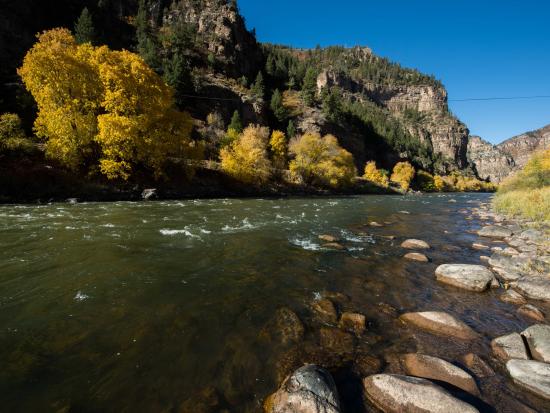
[312,299,338,324]
[461,353,495,378]
[402,353,480,395]
[472,243,490,250]
[522,325,550,363]
[500,289,527,305]
[518,304,545,321]
[264,364,341,413]
[478,225,513,238]
[401,239,430,249]
[369,221,384,227]
[400,311,477,340]
[338,312,366,335]
[322,243,346,251]
[267,307,305,345]
[319,328,355,355]
[506,359,550,401]
[404,252,429,262]
[435,264,494,292]
[363,374,480,413]
[491,333,528,361]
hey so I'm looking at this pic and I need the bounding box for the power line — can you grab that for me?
[450,95,550,102]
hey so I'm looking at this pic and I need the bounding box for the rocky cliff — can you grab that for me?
[497,124,550,170]
[467,124,550,183]
[467,136,514,183]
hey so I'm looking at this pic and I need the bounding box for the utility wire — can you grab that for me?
[450,95,550,102]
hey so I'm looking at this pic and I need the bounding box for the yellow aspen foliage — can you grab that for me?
[220,125,272,185]
[18,28,197,179]
[434,175,446,191]
[363,161,389,187]
[390,161,415,190]
[269,130,287,169]
[289,132,357,188]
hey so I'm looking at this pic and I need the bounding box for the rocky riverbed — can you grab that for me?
[264,199,550,413]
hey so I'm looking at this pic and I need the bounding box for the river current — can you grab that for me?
[0,194,546,412]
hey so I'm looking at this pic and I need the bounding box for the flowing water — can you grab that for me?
[0,194,548,412]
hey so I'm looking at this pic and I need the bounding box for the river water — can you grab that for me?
[0,194,547,412]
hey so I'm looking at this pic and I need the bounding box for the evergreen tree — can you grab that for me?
[287,119,296,139]
[163,52,191,107]
[229,110,243,133]
[251,71,265,99]
[136,0,160,70]
[322,87,343,123]
[301,68,317,105]
[270,89,287,123]
[74,8,95,45]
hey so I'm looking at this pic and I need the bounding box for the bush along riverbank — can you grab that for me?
[260,197,550,413]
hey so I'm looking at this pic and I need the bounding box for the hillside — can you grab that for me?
[0,0,499,200]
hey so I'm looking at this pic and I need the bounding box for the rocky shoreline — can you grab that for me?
[259,199,550,413]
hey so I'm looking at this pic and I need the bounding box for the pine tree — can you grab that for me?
[287,119,296,139]
[301,68,317,106]
[322,87,343,123]
[163,52,191,107]
[74,7,95,44]
[136,0,160,70]
[270,89,287,123]
[251,71,265,99]
[229,110,243,133]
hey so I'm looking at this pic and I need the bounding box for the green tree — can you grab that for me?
[287,119,296,139]
[163,52,191,107]
[301,68,317,105]
[229,110,243,133]
[74,7,95,44]
[251,71,265,99]
[322,86,342,123]
[136,0,160,70]
[270,89,287,122]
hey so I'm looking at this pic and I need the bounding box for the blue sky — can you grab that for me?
[238,0,550,144]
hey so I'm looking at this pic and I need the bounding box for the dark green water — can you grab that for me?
[0,194,546,412]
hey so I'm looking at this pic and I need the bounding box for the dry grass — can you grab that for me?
[493,187,550,223]
[282,90,304,117]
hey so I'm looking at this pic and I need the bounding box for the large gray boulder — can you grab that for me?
[265,365,341,413]
[435,264,494,292]
[513,278,550,302]
[402,353,480,395]
[506,359,550,401]
[491,333,529,361]
[478,225,513,238]
[363,374,479,413]
[522,325,550,363]
[400,311,477,340]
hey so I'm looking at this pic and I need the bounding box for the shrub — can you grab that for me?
[220,125,272,184]
[363,161,389,187]
[415,170,435,191]
[0,113,35,154]
[289,132,357,188]
[390,161,415,190]
[269,130,287,169]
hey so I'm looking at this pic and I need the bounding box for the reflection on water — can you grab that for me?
[0,194,546,412]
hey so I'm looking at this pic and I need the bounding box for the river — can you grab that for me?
[0,194,546,412]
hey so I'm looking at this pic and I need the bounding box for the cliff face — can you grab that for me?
[467,124,550,183]
[497,124,550,169]
[467,136,514,183]
[317,68,469,169]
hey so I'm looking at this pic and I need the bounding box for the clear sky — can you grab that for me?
[237,0,550,145]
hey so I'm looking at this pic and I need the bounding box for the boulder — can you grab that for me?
[519,229,544,243]
[264,364,341,413]
[461,353,495,378]
[338,312,366,335]
[404,252,429,262]
[506,359,550,401]
[435,264,494,292]
[312,299,338,324]
[500,290,527,305]
[522,325,550,363]
[363,374,479,413]
[141,188,157,200]
[478,226,513,238]
[268,307,304,345]
[402,353,480,395]
[400,311,477,340]
[491,333,528,361]
[518,304,545,322]
[401,239,430,249]
[492,267,522,282]
[319,234,339,243]
[489,252,531,273]
[513,278,550,302]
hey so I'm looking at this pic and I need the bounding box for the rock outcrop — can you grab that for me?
[467,136,515,183]
[497,124,550,170]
